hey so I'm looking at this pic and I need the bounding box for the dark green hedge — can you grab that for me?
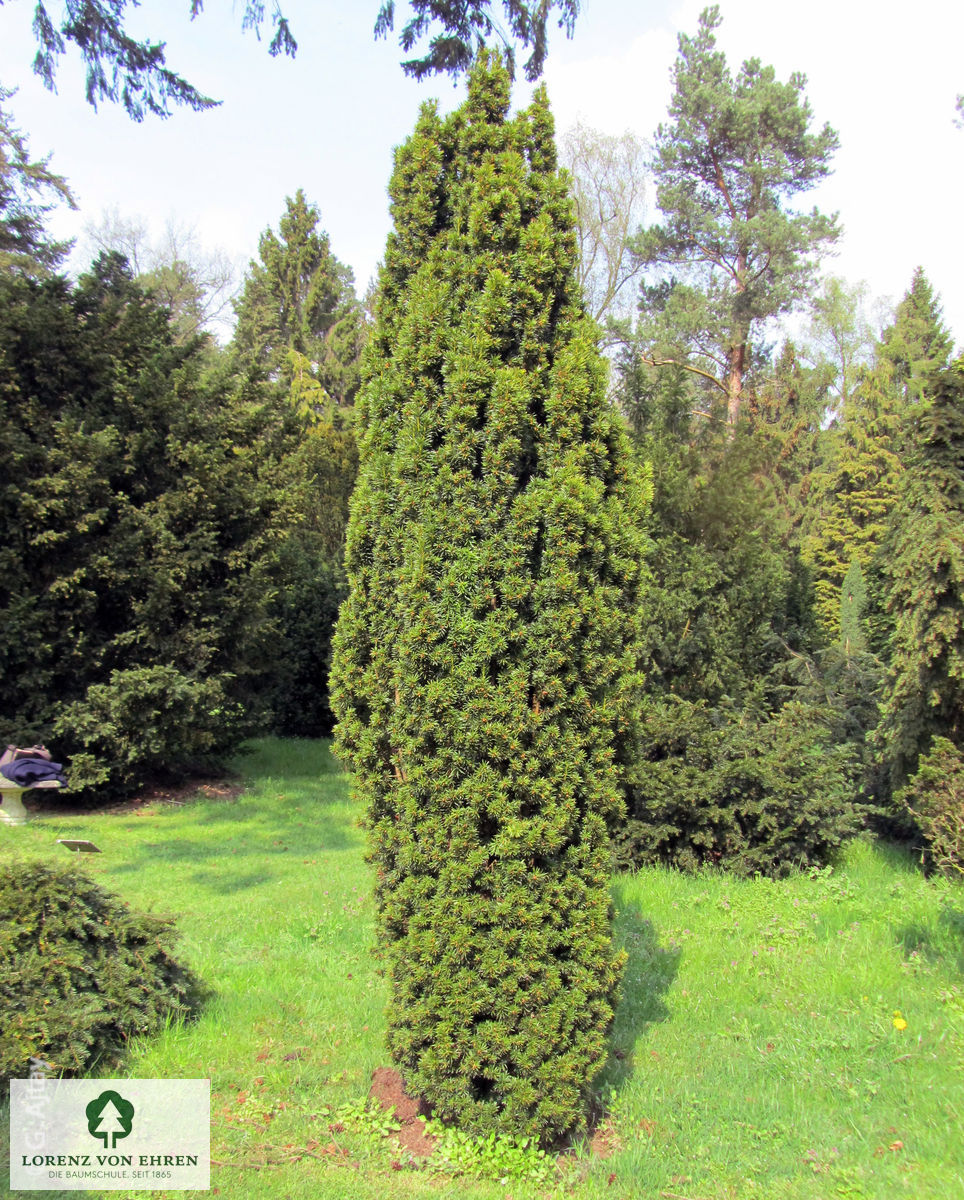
[619,697,862,876]
[0,256,311,795]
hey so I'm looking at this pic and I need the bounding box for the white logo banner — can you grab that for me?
[9,1078,210,1191]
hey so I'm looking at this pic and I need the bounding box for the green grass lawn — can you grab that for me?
[2,737,963,1199]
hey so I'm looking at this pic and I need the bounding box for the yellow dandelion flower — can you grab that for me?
[893,1016,907,1030]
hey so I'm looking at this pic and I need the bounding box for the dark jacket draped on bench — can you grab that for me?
[0,759,67,787]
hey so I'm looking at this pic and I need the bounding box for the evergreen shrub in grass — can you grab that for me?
[618,696,861,876]
[52,665,239,793]
[330,54,648,1144]
[0,861,204,1089]
[901,737,964,878]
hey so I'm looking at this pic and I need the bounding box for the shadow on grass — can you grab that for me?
[598,878,680,1094]
[191,764,357,829]
[230,736,346,781]
[186,868,276,893]
[109,822,355,886]
[895,902,964,976]
[107,768,360,891]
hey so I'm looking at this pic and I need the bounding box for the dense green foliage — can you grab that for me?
[802,359,906,639]
[599,11,964,880]
[0,100,367,787]
[231,190,365,738]
[879,267,954,406]
[264,413,359,737]
[839,557,869,656]
[900,737,964,878]
[622,383,805,704]
[0,860,203,1087]
[802,269,953,642]
[0,256,300,794]
[330,54,647,1143]
[613,318,860,875]
[877,359,964,791]
[233,190,366,408]
[617,695,860,876]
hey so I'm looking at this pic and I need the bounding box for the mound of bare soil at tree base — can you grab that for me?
[368,1067,436,1158]
[367,1065,622,1167]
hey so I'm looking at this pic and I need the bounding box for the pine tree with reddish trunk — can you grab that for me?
[631,5,839,427]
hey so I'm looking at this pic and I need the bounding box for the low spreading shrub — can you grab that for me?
[52,665,244,793]
[0,861,204,1088]
[901,737,964,878]
[618,697,861,876]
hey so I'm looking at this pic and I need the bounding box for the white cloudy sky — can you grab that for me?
[1,0,961,343]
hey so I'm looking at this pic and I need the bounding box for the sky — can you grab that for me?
[1,0,962,344]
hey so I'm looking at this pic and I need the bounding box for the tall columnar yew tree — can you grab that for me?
[330,54,647,1143]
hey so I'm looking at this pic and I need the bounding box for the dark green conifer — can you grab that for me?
[232,192,366,735]
[329,53,646,1143]
[233,190,365,407]
[839,558,868,657]
[0,256,298,795]
[802,270,951,641]
[878,359,964,790]
[879,266,953,406]
[802,362,905,638]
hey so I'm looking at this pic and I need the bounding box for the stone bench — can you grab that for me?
[0,779,65,826]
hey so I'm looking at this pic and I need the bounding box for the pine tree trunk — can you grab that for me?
[726,340,745,426]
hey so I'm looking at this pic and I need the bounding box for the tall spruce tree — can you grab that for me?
[801,361,906,639]
[879,267,954,406]
[233,190,365,407]
[803,269,953,641]
[878,358,964,790]
[329,54,647,1143]
[232,193,365,738]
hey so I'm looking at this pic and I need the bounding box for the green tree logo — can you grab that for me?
[85,1090,135,1148]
